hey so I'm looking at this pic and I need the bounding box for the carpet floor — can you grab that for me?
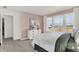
[0,39,36,52]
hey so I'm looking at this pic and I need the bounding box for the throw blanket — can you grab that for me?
[32,32,65,51]
[55,33,71,52]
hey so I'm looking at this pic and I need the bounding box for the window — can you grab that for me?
[65,13,74,25]
[53,15,63,26]
[46,16,53,31]
[45,13,74,32]
[52,15,64,32]
[65,13,74,32]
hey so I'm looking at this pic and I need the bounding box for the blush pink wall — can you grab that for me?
[20,12,43,39]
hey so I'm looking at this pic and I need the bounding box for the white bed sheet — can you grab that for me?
[32,31,65,52]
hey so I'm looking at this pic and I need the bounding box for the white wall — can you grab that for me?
[0,16,1,43]
[0,9,21,40]
[4,15,13,38]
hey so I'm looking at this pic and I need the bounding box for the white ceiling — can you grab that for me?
[5,6,74,15]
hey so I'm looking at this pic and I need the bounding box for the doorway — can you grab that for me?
[2,15,13,42]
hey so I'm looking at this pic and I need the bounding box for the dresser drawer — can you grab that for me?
[28,29,41,40]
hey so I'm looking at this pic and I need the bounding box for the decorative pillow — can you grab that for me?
[75,30,79,45]
[71,28,79,38]
[55,33,71,52]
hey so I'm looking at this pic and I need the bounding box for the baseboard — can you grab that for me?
[20,37,29,40]
[5,37,29,40]
[0,43,1,46]
[4,37,13,40]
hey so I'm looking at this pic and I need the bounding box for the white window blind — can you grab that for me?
[65,13,74,25]
[53,15,63,26]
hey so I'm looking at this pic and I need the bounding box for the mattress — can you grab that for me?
[32,32,65,52]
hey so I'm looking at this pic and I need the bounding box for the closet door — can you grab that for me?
[0,16,2,45]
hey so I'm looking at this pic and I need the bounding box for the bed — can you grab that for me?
[32,31,71,52]
[32,28,79,52]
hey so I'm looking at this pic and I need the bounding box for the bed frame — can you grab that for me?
[34,44,48,52]
[0,43,1,46]
[34,44,76,52]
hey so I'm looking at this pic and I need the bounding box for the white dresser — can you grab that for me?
[28,29,41,40]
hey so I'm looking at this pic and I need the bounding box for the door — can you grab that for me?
[0,16,3,45]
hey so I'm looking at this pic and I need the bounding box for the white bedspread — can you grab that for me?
[32,31,65,52]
